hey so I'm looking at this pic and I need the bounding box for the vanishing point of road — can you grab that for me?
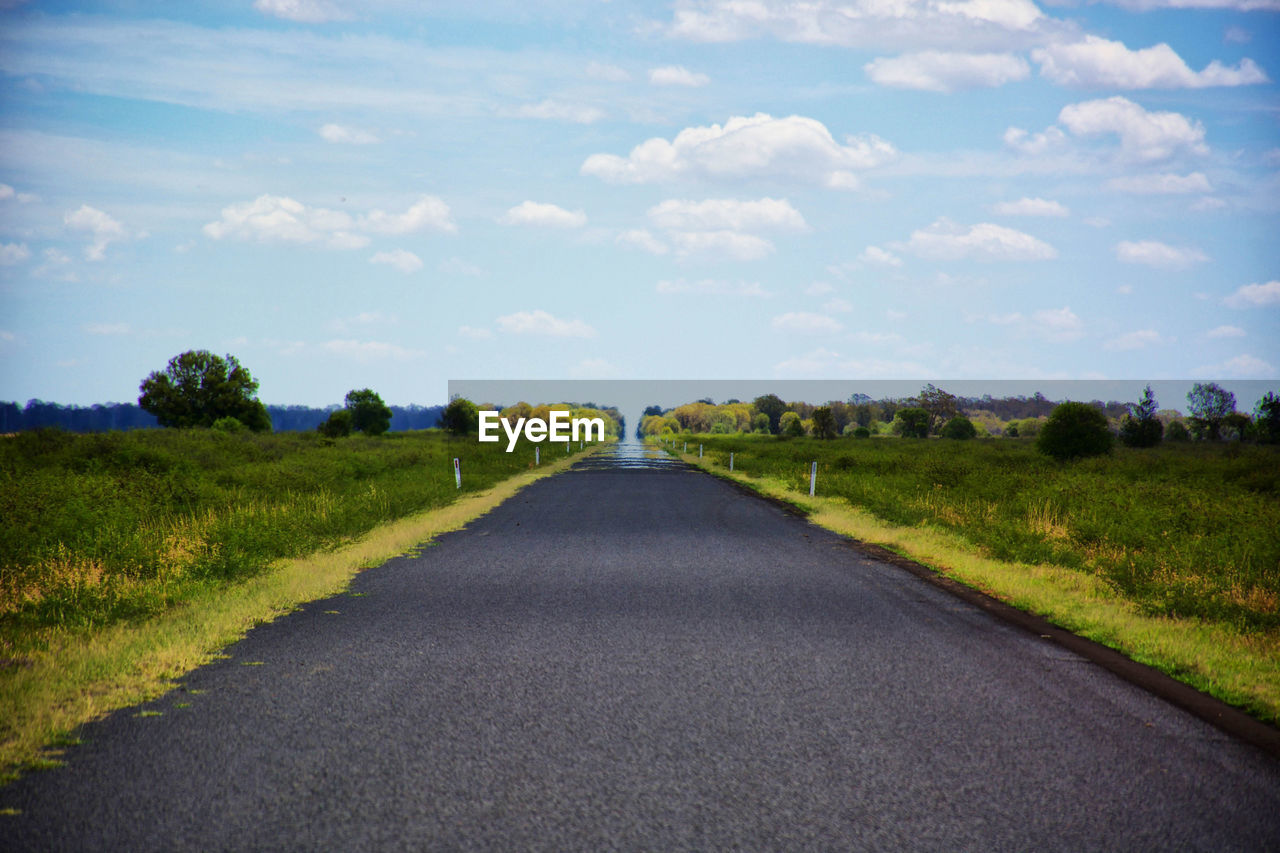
[5,443,1280,850]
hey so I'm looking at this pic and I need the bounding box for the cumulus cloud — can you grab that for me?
[499,201,588,228]
[1057,96,1208,161]
[0,242,30,265]
[901,218,1058,261]
[859,246,904,266]
[1003,125,1068,156]
[581,113,895,190]
[369,249,423,273]
[662,0,1048,50]
[1032,36,1267,89]
[649,65,711,87]
[991,197,1069,217]
[1224,280,1280,308]
[253,0,351,23]
[0,184,37,203]
[319,123,379,144]
[647,198,807,232]
[1100,0,1280,16]
[495,309,596,338]
[1104,329,1164,350]
[65,205,127,260]
[656,279,771,297]
[669,230,774,260]
[864,51,1029,92]
[203,194,456,250]
[772,312,843,334]
[616,229,669,255]
[1115,240,1208,269]
[1107,172,1212,194]
[1206,325,1246,338]
[510,99,605,124]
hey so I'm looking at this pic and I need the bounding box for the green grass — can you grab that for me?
[0,427,577,656]
[662,434,1280,722]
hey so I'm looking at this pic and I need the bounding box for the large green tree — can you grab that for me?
[345,388,392,435]
[1119,385,1163,448]
[138,350,270,431]
[752,394,787,434]
[893,407,930,438]
[811,406,837,439]
[916,384,958,434]
[1255,391,1280,444]
[1187,382,1236,441]
[1037,402,1112,461]
[440,397,479,436]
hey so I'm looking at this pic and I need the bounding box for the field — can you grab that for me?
[0,427,572,655]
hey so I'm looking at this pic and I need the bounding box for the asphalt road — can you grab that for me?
[5,443,1280,851]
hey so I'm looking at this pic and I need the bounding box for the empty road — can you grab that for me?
[5,443,1279,850]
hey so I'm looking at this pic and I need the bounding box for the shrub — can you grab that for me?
[211,416,246,433]
[941,415,977,440]
[893,407,930,438]
[440,397,479,436]
[779,411,804,437]
[853,427,871,439]
[1119,385,1163,448]
[1037,402,1113,461]
[1256,392,1280,444]
[345,389,392,436]
[1004,424,1019,438]
[1166,420,1190,442]
[317,409,353,438]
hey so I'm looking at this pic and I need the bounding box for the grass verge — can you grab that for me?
[668,444,1280,727]
[0,447,593,785]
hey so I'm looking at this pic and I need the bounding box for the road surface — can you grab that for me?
[5,443,1279,850]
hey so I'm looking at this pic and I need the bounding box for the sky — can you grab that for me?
[1,0,1278,410]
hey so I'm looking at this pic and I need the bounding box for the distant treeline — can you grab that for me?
[0,400,445,433]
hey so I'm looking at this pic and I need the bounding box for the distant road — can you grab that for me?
[6,443,1280,850]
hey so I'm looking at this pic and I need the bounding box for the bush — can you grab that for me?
[1005,424,1019,438]
[941,415,977,440]
[1037,402,1113,461]
[779,411,804,437]
[1119,414,1163,448]
[345,389,392,436]
[893,407,930,438]
[440,397,479,437]
[1166,420,1190,442]
[317,409,353,438]
[853,427,871,439]
[211,417,246,433]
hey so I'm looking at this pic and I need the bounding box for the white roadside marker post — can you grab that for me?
[699,444,703,458]
[535,447,540,466]
[809,461,817,497]
[730,452,734,472]
[683,442,687,453]
[453,457,461,490]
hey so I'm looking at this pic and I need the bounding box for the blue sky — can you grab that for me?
[1,0,1277,407]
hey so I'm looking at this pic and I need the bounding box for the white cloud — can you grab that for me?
[656,279,771,297]
[616,229,669,255]
[510,99,605,124]
[1191,197,1227,212]
[1224,280,1280,308]
[1003,125,1067,156]
[1104,329,1164,350]
[0,242,30,265]
[360,196,456,234]
[499,201,587,228]
[0,184,36,203]
[1115,240,1208,269]
[662,0,1048,50]
[902,218,1057,261]
[319,123,380,144]
[457,325,494,340]
[253,0,351,23]
[991,197,1069,217]
[1101,0,1280,15]
[1206,325,1246,338]
[859,246,904,267]
[582,113,895,189]
[321,339,426,362]
[772,312,843,334]
[670,230,774,260]
[369,249,423,273]
[865,51,1029,92]
[586,61,630,82]
[1032,36,1267,89]
[204,195,364,248]
[981,307,1084,341]
[647,198,807,232]
[649,65,710,87]
[495,309,596,338]
[1057,97,1208,161]
[1194,354,1277,378]
[1107,172,1212,194]
[65,204,127,260]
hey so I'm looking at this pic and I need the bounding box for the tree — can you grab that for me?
[139,350,271,432]
[916,384,958,434]
[1119,385,1163,448]
[440,397,479,436]
[344,388,392,436]
[811,406,837,439]
[318,408,353,438]
[1037,402,1113,461]
[779,411,804,437]
[1165,420,1190,442]
[894,407,930,438]
[1187,382,1236,441]
[753,394,787,434]
[751,412,770,434]
[941,415,977,440]
[1255,392,1280,444]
